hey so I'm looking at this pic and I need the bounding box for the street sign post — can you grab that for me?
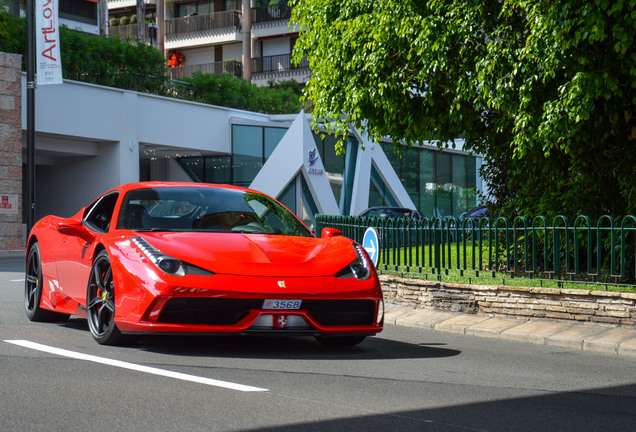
[362,227,380,267]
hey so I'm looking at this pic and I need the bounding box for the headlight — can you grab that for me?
[335,243,372,280]
[131,237,186,277]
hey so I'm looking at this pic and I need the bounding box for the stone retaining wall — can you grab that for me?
[0,52,23,250]
[380,275,636,327]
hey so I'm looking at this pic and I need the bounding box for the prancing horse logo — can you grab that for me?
[277,315,288,328]
[278,281,286,288]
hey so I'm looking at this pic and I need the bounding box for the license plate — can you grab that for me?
[263,299,302,310]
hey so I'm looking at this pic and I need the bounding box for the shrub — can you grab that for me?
[0,8,26,68]
[120,16,130,25]
[60,28,169,94]
[179,72,301,114]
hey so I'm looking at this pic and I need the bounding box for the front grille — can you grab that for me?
[158,298,262,325]
[157,298,376,326]
[303,300,376,326]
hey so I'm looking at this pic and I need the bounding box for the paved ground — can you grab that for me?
[385,302,636,359]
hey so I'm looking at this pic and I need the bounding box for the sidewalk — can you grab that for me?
[385,302,636,359]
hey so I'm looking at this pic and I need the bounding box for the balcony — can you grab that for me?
[251,2,292,28]
[165,10,241,37]
[251,2,298,39]
[107,0,156,9]
[251,54,309,84]
[109,22,152,42]
[168,60,243,80]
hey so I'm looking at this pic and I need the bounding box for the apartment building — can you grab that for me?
[107,0,309,86]
[60,0,100,34]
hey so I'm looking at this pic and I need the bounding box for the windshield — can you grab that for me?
[116,186,313,237]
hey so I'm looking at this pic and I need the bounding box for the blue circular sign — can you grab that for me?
[362,227,380,267]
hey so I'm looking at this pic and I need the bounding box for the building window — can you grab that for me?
[230,124,287,187]
[177,1,212,17]
[384,144,479,218]
[59,0,97,25]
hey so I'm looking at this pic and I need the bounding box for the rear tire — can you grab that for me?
[315,335,367,347]
[86,250,124,345]
[24,243,70,322]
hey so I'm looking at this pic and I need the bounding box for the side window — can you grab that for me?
[84,192,119,233]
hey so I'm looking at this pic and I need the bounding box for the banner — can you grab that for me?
[35,0,63,85]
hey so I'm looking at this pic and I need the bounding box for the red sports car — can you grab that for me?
[25,182,384,346]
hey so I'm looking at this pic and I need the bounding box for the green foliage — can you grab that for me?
[178,72,301,114]
[290,0,636,219]
[59,28,169,94]
[0,7,26,68]
[0,9,298,114]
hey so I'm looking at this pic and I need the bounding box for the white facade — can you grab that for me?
[22,77,480,222]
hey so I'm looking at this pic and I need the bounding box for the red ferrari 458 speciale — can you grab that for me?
[25,182,384,346]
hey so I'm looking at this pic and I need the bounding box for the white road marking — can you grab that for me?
[4,339,268,392]
[10,279,25,282]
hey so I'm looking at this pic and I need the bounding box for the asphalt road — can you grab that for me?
[1,257,635,432]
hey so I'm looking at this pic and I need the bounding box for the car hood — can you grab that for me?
[136,232,357,277]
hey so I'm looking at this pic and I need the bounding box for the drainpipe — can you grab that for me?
[242,0,252,82]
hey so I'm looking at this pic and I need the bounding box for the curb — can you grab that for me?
[385,303,636,359]
[0,249,26,258]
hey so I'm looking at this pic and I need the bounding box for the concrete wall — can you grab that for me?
[19,77,267,221]
[381,275,636,327]
[0,53,23,250]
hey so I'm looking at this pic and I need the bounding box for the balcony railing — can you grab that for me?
[251,2,292,27]
[109,23,150,41]
[165,10,241,37]
[251,54,309,77]
[168,60,243,80]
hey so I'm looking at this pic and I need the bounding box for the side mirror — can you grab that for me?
[321,227,343,238]
[56,220,85,236]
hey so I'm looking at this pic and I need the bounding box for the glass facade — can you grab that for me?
[383,144,479,218]
[173,124,480,220]
[312,133,358,214]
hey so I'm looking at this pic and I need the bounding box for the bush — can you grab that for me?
[109,17,119,27]
[120,16,130,25]
[179,72,301,114]
[0,8,300,113]
[60,28,169,94]
[130,15,137,24]
[0,9,26,69]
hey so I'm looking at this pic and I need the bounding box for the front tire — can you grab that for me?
[87,250,124,345]
[24,242,69,322]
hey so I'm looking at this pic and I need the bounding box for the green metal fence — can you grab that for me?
[315,214,636,290]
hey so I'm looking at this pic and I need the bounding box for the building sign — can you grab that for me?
[307,148,324,175]
[0,194,19,215]
[36,0,63,85]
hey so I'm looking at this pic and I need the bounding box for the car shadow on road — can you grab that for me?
[133,333,460,360]
[58,317,460,360]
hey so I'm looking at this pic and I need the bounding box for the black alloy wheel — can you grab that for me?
[87,250,124,345]
[24,242,69,322]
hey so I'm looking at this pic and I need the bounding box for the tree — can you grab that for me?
[290,0,636,219]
